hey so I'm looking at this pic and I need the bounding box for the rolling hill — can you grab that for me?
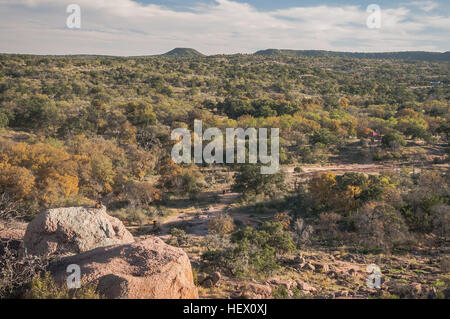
[254,49,450,62]
[161,48,205,58]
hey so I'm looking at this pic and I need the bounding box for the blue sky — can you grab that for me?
[0,0,448,55]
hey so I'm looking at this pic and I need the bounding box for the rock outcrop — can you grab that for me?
[23,206,134,256]
[49,237,198,299]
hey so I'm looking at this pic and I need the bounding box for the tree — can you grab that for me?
[0,111,9,128]
[208,214,235,236]
[308,172,336,208]
[0,163,35,201]
[13,94,60,131]
[125,101,156,126]
[381,132,406,149]
[232,164,286,199]
[354,202,410,252]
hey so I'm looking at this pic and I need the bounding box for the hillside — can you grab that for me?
[161,48,205,58]
[254,49,450,62]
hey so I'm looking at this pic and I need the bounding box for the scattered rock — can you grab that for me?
[294,254,306,265]
[202,279,215,288]
[197,272,208,285]
[211,272,221,285]
[239,283,272,299]
[24,206,134,256]
[327,270,339,279]
[388,282,423,299]
[409,283,423,297]
[49,237,198,299]
[200,271,221,288]
[314,262,329,273]
[267,278,294,290]
[348,268,357,277]
[296,280,316,293]
[335,290,349,298]
[303,262,315,271]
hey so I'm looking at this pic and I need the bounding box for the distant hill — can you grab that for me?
[254,49,450,62]
[161,48,205,58]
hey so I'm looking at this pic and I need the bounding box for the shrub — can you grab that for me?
[208,214,235,236]
[0,111,8,128]
[293,218,314,246]
[0,241,49,298]
[354,202,410,252]
[0,192,25,221]
[232,164,286,199]
[202,222,296,277]
[169,228,188,247]
[381,132,406,149]
[27,272,100,299]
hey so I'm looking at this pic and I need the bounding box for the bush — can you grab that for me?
[208,214,235,236]
[232,165,286,199]
[0,111,8,128]
[354,202,410,252]
[169,228,188,247]
[27,272,100,299]
[293,218,314,246]
[202,222,296,277]
[381,132,406,149]
[0,241,49,298]
[0,192,25,221]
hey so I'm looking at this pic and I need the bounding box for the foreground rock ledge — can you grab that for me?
[49,237,199,299]
[23,206,134,256]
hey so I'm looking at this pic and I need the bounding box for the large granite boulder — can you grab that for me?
[49,237,198,299]
[23,206,134,256]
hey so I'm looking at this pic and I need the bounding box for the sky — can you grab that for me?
[0,0,448,56]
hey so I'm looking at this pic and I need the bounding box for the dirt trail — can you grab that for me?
[283,163,398,175]
[156,162,449,236]
[159,192,239,236]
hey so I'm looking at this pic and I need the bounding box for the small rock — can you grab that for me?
[336,290,349,298]
[314,262,329,273]
[304,262,315,271]
[240,283,272,299]
[296,280,316,292]
[327,270,339,279]
[267,278,293,290]
[211,271,221,285]
[197,273,208,285]
[202,279,214,288]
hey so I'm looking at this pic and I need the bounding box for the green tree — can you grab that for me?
[232,164,286,199]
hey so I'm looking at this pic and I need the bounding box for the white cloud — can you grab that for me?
[0,0,448,55]
[406,1,439,12]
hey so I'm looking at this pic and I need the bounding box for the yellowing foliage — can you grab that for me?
[0,162,35,201]
[308,172,337,207]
